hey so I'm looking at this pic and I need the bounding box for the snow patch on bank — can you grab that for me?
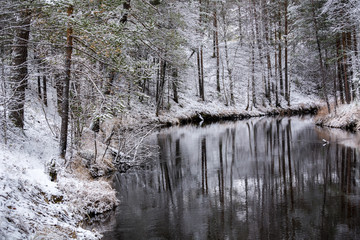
[315,102,360,131]
[0,93,118,239]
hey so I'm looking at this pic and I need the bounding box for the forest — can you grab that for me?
[2,0,360,145]
[1,0,360,239]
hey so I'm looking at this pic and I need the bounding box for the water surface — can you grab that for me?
[102,117,360,239]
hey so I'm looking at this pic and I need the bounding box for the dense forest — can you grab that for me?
[1,0,360,154]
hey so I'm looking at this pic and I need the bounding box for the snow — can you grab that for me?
[0,89,118,239]
[315,102,360,130]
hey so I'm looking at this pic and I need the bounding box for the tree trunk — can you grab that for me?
[278,13,283,97]
[60,5,74,158]
[214,8,220,92]
[224,38,234,105]
[200,47,205,101]
[172,67,179,103]
[353,29,359,97]
[156,60,166,116]
[347,32,355,100]
[311,0,330,113]
[9,9,31,128]
[198,0,205,101]
[336,36,344,104]
[37,73,42,99]
[284,0,289,105]
[43,75,47,106]
[197,49,202,98]
[237,5,243,47]
[333,63,338,109]
[275,30,280,107]
[1,46,7,144]
[342,32,350,104]
[222,4,234,105]
[55,74,63,113]
[264,11,272,104]
[155,58,160,104]
[252,0,266,106]
[251,38,256,108]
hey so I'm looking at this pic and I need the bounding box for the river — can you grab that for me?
[100,116,360,239]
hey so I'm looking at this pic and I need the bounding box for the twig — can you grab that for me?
[129,126,157,161]
[101,130,115,162]
[40,97,56,137]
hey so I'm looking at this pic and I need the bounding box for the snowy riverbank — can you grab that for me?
[315,102,360,131]
[120,89,321,127]
[0,100,118,239]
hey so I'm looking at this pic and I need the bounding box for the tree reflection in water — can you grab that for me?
[103,117,360,240]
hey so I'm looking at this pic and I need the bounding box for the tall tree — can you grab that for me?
[9,8,31,128]
[310,0,330,113]
[60,5,74,158]
[284,0,290,105]
[214,5,220,93]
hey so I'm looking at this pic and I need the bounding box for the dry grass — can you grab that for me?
[315,102,360,131]
[314,103,337,121]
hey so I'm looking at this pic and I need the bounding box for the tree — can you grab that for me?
[60,5,73,158]
[214,4,221,93]
[8,7,31,128]
[284,0,290,105]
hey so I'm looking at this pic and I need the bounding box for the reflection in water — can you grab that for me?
[102,117,360,240]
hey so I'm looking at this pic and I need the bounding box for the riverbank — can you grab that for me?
[315,102,360,131]
[122,99,320,127]
[0,95,118,239]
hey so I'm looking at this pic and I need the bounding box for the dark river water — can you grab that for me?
[101,117,360,240]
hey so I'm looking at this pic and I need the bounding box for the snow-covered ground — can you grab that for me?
[0,90,118,239]
[315,102,360,131]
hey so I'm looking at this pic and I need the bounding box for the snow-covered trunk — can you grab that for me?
[60,5,74,158]
[156,59,166,116]
[342,32,351,104]
[172,67,179,103]
[214,7,220,93]
[1,46,7,144]
[200,47,205,101]
[275,30,279,107]
[310,0,330,113]
[251,30,256,108]
[284,0,290,106]
[224,38,234,106]
[352,29,359,100]
[222,4,234,105]
[9,9,31,128]
[263,1,272,105]
[278,10,283,98]
[336,36,345,104]
[252,0,266,106]
[43,75,48,106]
